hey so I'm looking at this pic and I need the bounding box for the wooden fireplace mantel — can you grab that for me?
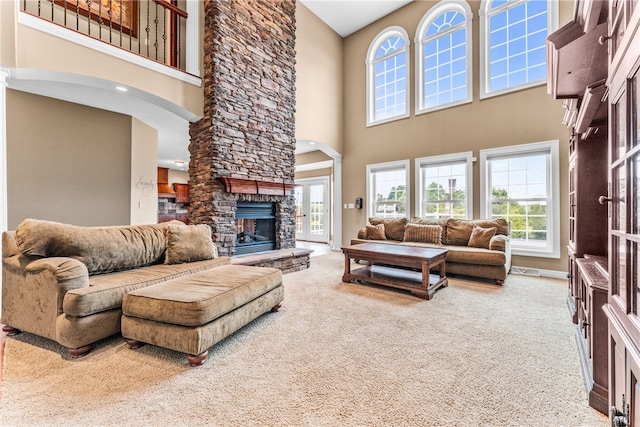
[218,177,296,196]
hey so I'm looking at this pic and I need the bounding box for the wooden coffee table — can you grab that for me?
[341,243,448,300]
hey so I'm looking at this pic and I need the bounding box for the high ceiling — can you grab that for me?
[295,0,412,157]
[299,0,412,37]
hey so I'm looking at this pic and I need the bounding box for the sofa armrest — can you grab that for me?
[489,234,509,252]
[26,256,89,289]
[2,255,89,338]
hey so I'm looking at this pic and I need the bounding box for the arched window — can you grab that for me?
[415,0,473,114]
[479,0,558,98]
[366,27,410,126]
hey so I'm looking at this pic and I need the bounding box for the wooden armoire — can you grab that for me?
[602,1,640,425]
[550,0,640,424]
[547,0,610,415]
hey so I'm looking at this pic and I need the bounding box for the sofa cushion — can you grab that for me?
[165,224,218,264]
[63,257,232,317]
[14,219,181,275]
[122,265,283,327]
[445,218,509,246]
[368,217,408,241]
[366,224,387,240]
[403,223,442,245]
[444,245,506,266]
[467,225,497,249]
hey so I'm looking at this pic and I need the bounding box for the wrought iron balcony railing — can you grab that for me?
[21,0,188,71]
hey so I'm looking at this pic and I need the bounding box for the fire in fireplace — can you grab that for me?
[235,202,276,255]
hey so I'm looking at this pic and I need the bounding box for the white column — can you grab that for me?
[332,154,343,251]
[0,67,8,314]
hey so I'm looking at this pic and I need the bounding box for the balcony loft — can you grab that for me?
[20,0,198,78]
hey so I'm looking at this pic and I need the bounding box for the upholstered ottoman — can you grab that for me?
[121,265,283,366]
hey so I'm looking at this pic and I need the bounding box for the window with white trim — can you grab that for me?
[416,152,473,219]
[366,27,410,126]
[415,0,473,114]
[366,160,410,218]
[480,141,560,258]
[479,0,557,98]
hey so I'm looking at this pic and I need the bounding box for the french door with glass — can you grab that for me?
[294,177,330,243]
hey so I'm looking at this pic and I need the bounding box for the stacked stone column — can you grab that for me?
[188,0,296,256]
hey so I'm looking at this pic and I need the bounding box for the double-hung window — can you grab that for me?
[416,152,473,219]
[415,0,473,114]
[479,0,557,98]
[366,160,410,218]
[366,27,410,126]
[480,140,560,258]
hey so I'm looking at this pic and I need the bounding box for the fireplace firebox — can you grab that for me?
[235,202,276,255]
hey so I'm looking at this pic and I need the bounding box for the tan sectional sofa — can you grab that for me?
[1,218,283,358]
[352,217,512,285]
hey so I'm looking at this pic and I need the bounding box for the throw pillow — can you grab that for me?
[467,225,497,249]
[368,217,408,241]
[366,224,387,240]
[14,218,169,274]
[403,223,442,245]
[165,224,218,265]
[446,218,510,246]
[410,217,449,244]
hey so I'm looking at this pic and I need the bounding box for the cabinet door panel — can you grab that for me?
[606,10,640,425]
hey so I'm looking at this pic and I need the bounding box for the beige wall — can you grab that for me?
[340,1,573,272]
[6,90,131,229]
[14,27,203,117]
[168,169,189,185]
[0,0,202,116]
[130,118,158,225]
[296,150,332,165]
[296,168,333,180]
[0,0,17,68]
[295,2,343,155]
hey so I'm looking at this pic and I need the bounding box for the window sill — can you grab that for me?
[366,113,410,128]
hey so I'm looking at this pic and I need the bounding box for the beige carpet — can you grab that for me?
[1,252,608,426]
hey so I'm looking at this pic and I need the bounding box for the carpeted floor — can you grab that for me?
[1,252,608,426]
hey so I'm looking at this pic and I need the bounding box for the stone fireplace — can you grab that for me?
[187,0,297,258]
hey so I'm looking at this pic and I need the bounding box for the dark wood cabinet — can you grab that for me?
[173,183,190,203]
[157,168,189,223]
[158,214,176,223]
[567,135,608,257]
[158,213,189,224]
[566,134,608,325]
[575,255,608,414]
[157,167,176,198]
[176,213,189,224]
[547,0,611,416]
